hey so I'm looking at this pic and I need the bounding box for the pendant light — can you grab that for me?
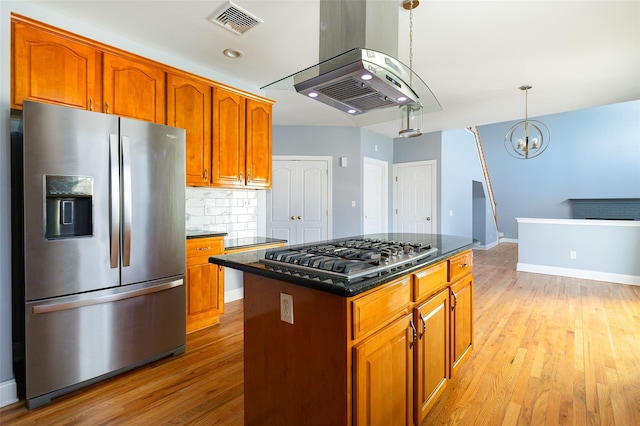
[399,0,423,138]
[504,85,550,159]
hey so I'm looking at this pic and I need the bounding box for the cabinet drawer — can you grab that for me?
[448,251,473,283]
[352,276,411,341]
[187,237,224,263]
[413,261,448,302]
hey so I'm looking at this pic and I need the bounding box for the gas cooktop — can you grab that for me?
[260,238,438,281]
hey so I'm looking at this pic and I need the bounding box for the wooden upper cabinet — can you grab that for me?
[212,86,246,188]
[103,53,165,123]
[246,98,273,189]
[12,21,102,111]
[167,73,212,186]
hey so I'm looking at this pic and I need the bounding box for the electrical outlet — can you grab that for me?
[570,251,577,260]
[280,293,294,324]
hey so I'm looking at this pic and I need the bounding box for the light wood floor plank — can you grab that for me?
[2,242,639,425]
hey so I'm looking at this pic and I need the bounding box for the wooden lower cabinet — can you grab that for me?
[414,288,450,423]
[450,274,474,377]
[243,250,474,425]
[185,237,224,333]
[353,313,415,426]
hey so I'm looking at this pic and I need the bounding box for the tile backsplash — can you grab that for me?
[186,187,258,239]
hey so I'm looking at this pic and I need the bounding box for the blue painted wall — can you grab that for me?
[478,100,640,239]
[272,126,397,238]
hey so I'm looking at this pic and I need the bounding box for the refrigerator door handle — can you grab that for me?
[31,279,184,314]
[109,134,120,268]
[122,135,132,267]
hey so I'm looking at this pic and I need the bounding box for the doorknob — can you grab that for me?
[426,217,431,221]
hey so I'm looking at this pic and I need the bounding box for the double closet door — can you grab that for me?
[266,158,330,245]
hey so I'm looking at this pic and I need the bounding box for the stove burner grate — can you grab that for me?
[261,238,438,281]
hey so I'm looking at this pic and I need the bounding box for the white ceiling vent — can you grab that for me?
[207,1,263,36]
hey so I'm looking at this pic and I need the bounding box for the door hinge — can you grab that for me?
[395,176,398,182]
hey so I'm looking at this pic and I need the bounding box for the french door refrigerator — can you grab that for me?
[13,100,187,409]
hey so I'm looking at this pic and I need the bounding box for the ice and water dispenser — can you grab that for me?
[45,175,93,239]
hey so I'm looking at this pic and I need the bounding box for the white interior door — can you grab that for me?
[393,160,437,234]
[267,158,330,245]
[363,157,388,235]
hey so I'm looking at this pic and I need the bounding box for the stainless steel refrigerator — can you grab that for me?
[12,100,187,409]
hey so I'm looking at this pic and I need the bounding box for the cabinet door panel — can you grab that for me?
[415,288,449,423]
[187,263,219,315]
[450,274,474,377]
[103,53,165,123]
[212,87,245,187]
[245,98,272,188]
[185,238,224,333]
[13,22,101,110]
[167,74,211,186]
[354,313,414,426]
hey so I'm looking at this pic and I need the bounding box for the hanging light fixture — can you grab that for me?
[504,85,550,159]
[399,0,423,138]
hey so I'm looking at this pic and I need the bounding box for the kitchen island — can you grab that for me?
[209,233,477,425]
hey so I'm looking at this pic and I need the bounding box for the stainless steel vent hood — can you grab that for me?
[261,0,440,122]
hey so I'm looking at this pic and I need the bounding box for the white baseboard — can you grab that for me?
[225,288,244,303]
[475,240,500,250]
[499,238,518,244]
[0,379,18,408]
[517,263,640,286]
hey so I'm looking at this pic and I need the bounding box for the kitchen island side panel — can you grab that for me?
[243,274,350,426]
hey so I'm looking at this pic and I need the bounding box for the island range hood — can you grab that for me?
[261,0,440,120]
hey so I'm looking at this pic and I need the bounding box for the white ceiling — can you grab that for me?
[26,0,640,138]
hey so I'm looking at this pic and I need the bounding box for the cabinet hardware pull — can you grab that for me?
[451,291,458,310]
[203,168,208,180]
[239,172,243,181]
[291,216,295,220]
[196,247,211,251]
[297,216,302,220]
[247,173,251,182]
[89,97,93,111]
[105,102,110,114]
[459,263,467,268]
[419,313,426,336]
[426,217,431,221]
[409,320,417,348]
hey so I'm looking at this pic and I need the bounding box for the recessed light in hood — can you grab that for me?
[261,0,440,126]
[261,47,440,120]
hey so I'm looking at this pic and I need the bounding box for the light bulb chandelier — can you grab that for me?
[399,0,423,138]
[504,85,550,159]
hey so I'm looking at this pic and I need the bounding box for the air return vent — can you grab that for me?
[207,1,263,35]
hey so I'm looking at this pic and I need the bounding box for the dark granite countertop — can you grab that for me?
[224,237,287,251]
[208,233,478,297]
[186,231,228,239]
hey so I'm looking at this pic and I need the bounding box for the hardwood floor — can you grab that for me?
[2,243,639,425]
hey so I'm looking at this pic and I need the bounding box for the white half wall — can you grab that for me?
[516,218,640,285]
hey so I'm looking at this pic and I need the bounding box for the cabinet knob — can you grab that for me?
[297,216,302,220]
[426,217,431,221]
[291,216,295,220]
